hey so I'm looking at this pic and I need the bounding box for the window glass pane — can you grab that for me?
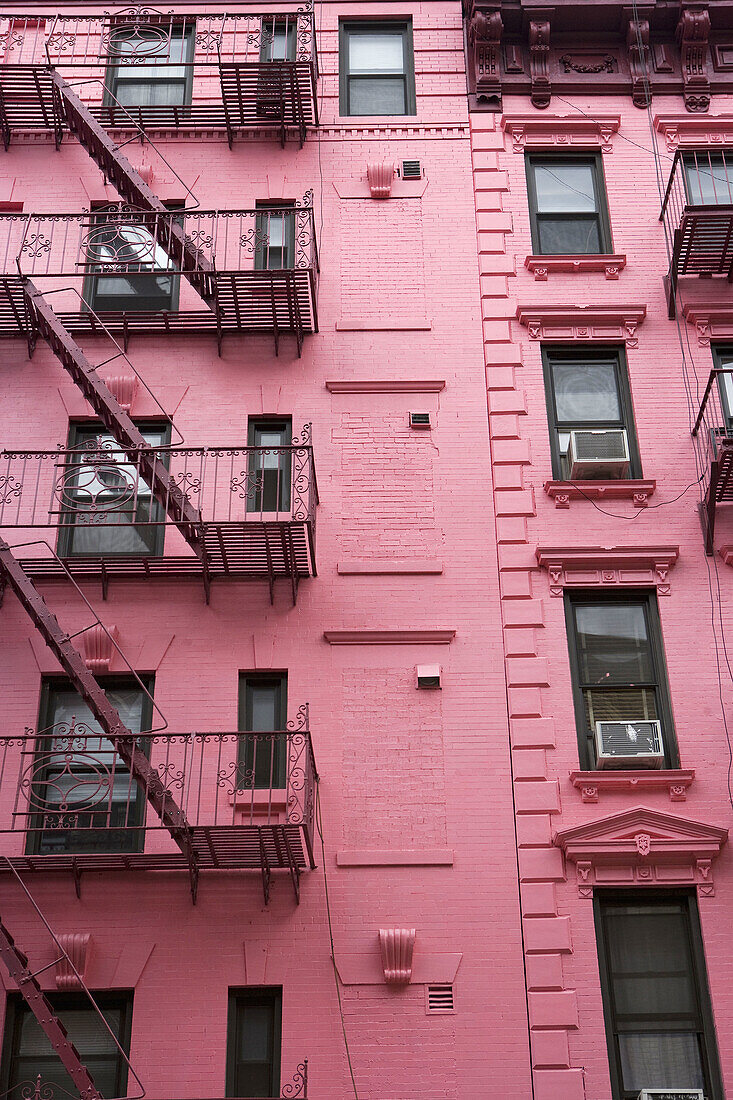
[716,354,733,427]
[248,683,280,730]
[237,1004,272,1060]
[348,78,406,115]
[618,1032,705,1092]
[685,154,733,206]
[584,686,658,728]
[534,163,597,213]
[574,603,654,683]
[115,81,186,106]
[551,361,622,423]
[537,217,601,255]
[349,32,404,73]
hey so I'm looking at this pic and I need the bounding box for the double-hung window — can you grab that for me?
[254,202,295,271]
[59,422,169,558]
[543,347,641,480]
[526,153,612,255]
[340,21,416,116]
[226,988,282,1098]
[711,346,733,436]
[564,592,677,769]
[1,992,133,1100]
[105,21,194,108]
[595,892,723,1100]
[260,17,296,62]
[683,151,733,206]
[247,418,292,514]
[238,674,287,790]
[83,203,182,314]
[28,678,153,856]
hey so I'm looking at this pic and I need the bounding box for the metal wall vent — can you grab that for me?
[409,411,431,429]
[401,159,422,180]
[426,984,454,1014]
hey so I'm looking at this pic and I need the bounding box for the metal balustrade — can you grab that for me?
[0,7,318,146]
[692,366,733,552]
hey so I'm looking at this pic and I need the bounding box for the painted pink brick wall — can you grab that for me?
[0,4,534,1099]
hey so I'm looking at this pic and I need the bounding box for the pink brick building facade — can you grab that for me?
[0,1,731,1098]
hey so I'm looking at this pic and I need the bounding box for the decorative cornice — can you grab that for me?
[502,114,621,153]
[654,113,733,151]
[535,545,679,595]
[379,928,416,985]
[682,302,733,346]
[516,304,646,347]
[544,480,656,508]
[676,4,711,114]
[323,630,456,645]
[325,380,445,393]
[569,770,695,803]
[525,254,626,280]
[554,806,727,897]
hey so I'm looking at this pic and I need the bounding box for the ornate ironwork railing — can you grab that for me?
[0,709,317,844]
[0,436,318,540]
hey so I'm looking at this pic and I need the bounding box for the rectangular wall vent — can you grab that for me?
[426,984,454,1014]
[401,160,422,180]
[409,412,431,429]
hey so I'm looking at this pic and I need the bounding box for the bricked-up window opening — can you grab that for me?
[58,422,170,558]
[104,23,194,108]
[542,347,642,481]
[27,679,154,857]
[426,985,454,1014]
[0,992,133,1100]
[564,592,678,771]
[594,892,723,1100]
[83,203,183,314]
[238,674,288,790]
[525,152,612,255]
[254,202,296,270]
[712,346,733,433]
[226,988,282,1098]
[339,21,416,117]
[247,418,292,514]
[683,151,733,206]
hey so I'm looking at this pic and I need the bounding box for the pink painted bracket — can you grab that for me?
[544,480,656,508]
[502,113,620,153]
[535,545,679,596]
[379,927,416,984]
[569,770,695,803]
[81,624,119,672]
[525,254,626,281]
[554,806,727,898]
[516,304,646,346]
[55,933,92,989]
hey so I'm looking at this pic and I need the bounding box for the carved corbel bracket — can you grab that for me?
[676,5,711,113]
[56,933,92,989]
[626,18,651,108]
[379,927,416,984]
[529,18,551,109]
[468,7,503,111]
[105,373,139,413]
[81,623,119,673]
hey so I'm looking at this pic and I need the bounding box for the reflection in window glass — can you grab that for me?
[684,153,733,206]
[527,155,610,255]
[341,23,414,116]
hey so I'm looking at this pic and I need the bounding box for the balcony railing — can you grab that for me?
[660,149,733,317]
[0,436,318,599]
[692,366,733,552]
[6,1068,309,1100]
[0,203,319,353]
[0,8,318,145]
[0,709,317,896]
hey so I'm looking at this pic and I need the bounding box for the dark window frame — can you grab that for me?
[594,889,724,1100]
[25,676,155,857]
[246,417,293,513]
[238,673,288,790]
[57,420,171,559]
[711,344,733,433]
[541,345,642,480]
[339,20,416,117]
[0,990,133,1100]
[226,987,282,1099]
[525,151,613,256]
[103,21,195,109]
[259,17,297,62]
[563,589,678,770]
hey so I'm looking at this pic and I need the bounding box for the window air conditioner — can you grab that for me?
[567,428,631,479]
[637,1091,704,1100]
[595,720,664,769]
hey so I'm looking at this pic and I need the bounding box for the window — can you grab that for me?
[27,679,153,856]
[526,153,612,255]
[238,674,287,789]
[247,418,292,514]
[254,203,295,271]
[260,17,296,62]
[58,422,170,558]
[543,347,641,480]
[683,151,733,206]
[564,592,677,769]
[711,346,733,435]
[595,892,723,1100]
[340,21,415,116]
[105,22,194,108]
[1,992,132,1100]
[226,988,282,1098]
[83,203,182,314]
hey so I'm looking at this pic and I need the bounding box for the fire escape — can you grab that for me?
[0,8,319,1092]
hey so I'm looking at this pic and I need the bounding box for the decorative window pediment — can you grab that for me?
[535,545,679,595]
[502,114,620,153]
[516,304,646,347]
[655,113,733,152]
[555,806,728,897]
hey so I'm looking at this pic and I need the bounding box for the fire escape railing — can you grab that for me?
[660,148,733,318]
[0,7,318,146]
[691,366,733,553]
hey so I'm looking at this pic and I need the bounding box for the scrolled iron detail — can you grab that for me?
[281,1060,308,1099]
[287,703,309,733]
[21,233,52,260]
[0,474,21,506]
[230,469,263,500]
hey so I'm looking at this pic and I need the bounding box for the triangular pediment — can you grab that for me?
[555,806,728,852]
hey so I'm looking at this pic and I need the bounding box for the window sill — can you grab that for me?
[544,479,656,508]
[525,254,626,280]
[569,769,695,802]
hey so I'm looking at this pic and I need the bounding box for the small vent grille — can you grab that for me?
[426,984,454,1014]
[409,411,431,429]
[401,159,422,180]
[572,429,627,460]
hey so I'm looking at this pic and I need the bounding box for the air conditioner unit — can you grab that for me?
[595,720,664,769]
[567,428,631,479]
[637,1091,704,1100]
